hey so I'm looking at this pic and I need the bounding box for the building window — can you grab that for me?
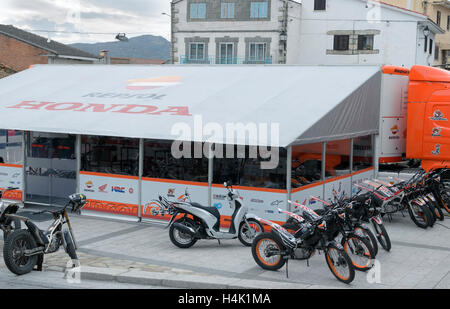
[314,0,326,10]
[250,2,268,18]
[221,2,235,18]
[190,3,206,19]
[334,35,349,51]
[249,43,266,63]
[437,11,441,27]
[424,36,428,52]
[189,43,205,60]
[447,15,450,31]
[430,38,433,55]
[358,35,374,50]
[81,136,139,176]
[435,45,440,61]
[218,42,235,64]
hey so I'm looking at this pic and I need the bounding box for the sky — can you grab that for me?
[0,0,171,44]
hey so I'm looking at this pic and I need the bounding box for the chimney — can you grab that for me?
[100,50,111,64]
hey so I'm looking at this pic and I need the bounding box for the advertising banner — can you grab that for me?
[79,171,139,217]
[141,178,209,220]
[324,175,352,204]
[291,183,325,212]
[211,186,287,225]
[0,163,23,201]
[351,168,375,195]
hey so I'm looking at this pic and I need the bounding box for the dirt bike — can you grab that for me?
[2,194,86,275]
[285,200,375,272]
[162,182,264,248]
[0,187,22,240]
[250,205,356,284]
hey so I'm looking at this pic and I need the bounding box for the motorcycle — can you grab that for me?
[2,193,86,275]
[250,206,356,284]
[162,182,264,248]
[0,187,22,240]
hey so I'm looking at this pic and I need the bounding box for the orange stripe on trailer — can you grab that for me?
[0,163,23,168]
[352,167,374,176]
[291,181,324,193]
[324,173,351,184]
[379,156,403,163]
[79,171,139,180]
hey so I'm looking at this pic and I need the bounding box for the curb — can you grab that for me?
[64,266,321,289]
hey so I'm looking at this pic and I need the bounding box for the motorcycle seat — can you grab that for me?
[189,202,220,220]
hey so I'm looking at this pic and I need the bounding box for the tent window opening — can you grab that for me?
[0,130,22,164]
[325,139,350,179]
[213,145,287,189]
[143,140,208,183]
[334,35,349,51]
[189,43,205,60]
[353,135,373,171]
[357,35,374,51]
[291,143,323,189]
[81,136,139,176]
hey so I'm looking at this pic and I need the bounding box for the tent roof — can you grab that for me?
[0,64,381,148]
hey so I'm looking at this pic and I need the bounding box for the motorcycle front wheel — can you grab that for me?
[408,202,433,229]
[342,234,374,272]
[325,244,355,284]
[238,219,264,247]
[3,229,38,275]
[372,221,391,252]
[251,233,286,271]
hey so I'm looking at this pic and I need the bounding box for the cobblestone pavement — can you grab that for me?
[1,209,449,289]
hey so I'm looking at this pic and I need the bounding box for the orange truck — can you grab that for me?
[380,65,450,172]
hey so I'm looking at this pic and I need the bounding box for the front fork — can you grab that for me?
[64,212,78,250]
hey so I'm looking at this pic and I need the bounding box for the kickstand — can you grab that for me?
[307,259,310,267]
[218,239,221,246]
[285,258,289,279]
[34,254,44,272]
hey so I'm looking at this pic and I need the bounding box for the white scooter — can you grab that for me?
[161,182,264,248]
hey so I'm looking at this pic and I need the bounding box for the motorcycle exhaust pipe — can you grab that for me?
[173,222,197,237]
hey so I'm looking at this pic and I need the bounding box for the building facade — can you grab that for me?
[171,0,443,67]
[382,0,450,68]
[0,24,99,72]
[171,0,301,64]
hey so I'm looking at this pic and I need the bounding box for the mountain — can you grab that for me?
[70,35,170,61]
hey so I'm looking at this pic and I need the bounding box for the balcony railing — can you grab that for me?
[180,56,272,64]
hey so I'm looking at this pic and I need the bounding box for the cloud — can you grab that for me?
[0,0,171,43]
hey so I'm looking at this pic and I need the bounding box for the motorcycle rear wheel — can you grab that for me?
[169,218,198,249]
[3,229,38,275]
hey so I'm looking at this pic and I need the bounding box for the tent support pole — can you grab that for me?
[138,138,144,221]
[373,134,378,178]
[286,146,292,212]
[76,134,81,194]
[322,142,326,199]
[208,143,213,207]
[22,131,26,204]
[350,138,354,197]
